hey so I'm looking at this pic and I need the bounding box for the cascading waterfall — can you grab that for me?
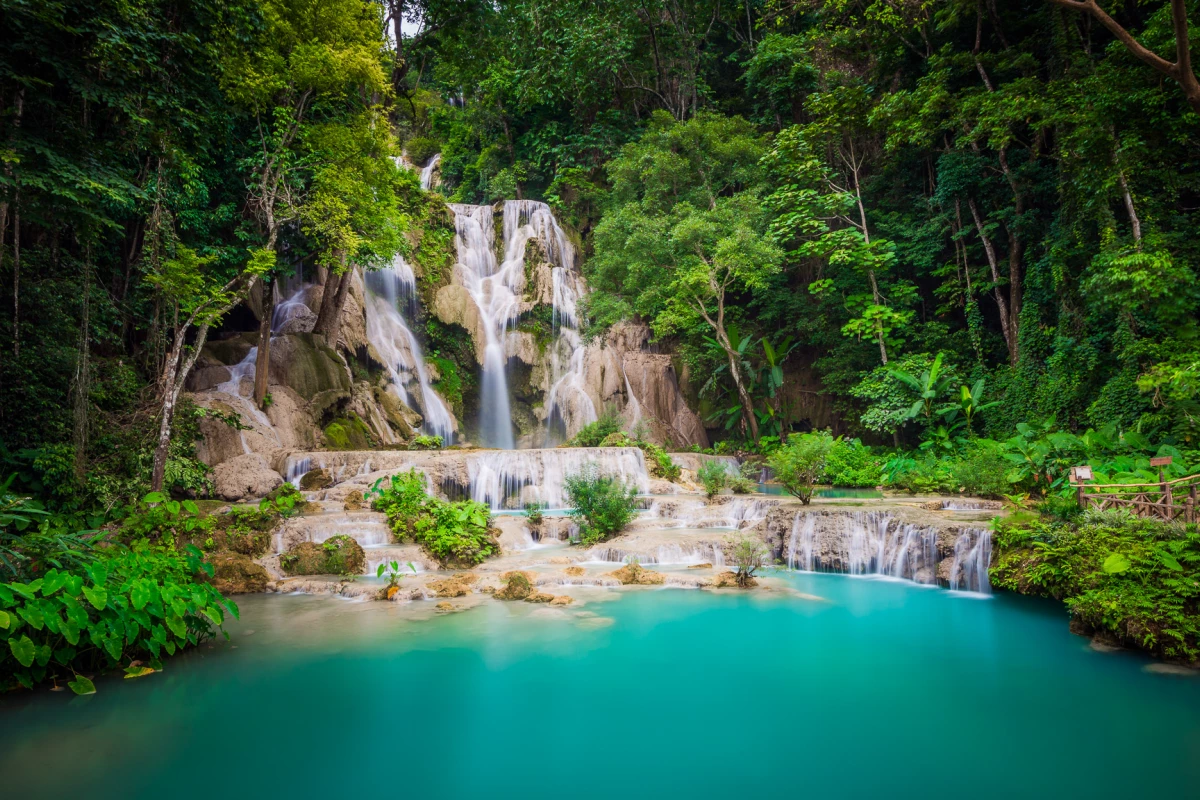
[949,529,993,593]
[468,447,649,509]
[216,347,282,453]
[364,255,456,443]
[419,153,441,191]
[782,510,983,590]
[449,203,519,448]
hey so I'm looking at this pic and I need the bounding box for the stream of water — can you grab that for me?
[3,576,1198,799]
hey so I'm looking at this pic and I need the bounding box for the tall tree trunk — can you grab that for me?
[967,197,1016,364]
[151,322,213,493]
[11,198,18,358]
[312,267,343,339]
[254,275,275,406]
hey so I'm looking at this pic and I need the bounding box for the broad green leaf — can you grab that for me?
[124,666,155,679]
[82,585,108,611]
[40,569,66,596]
[130,580,154,611]
[9,581,41,600]
[17,603,45,631]
[166,614,187,639]
[68,676,96,695]
[0,609,9,629]
[0,584,12,604]
[142,491,167,504]
[9,634,35,667]
[87,564,108,587]
[1157,552,1183,572]
[1103,553,1131,575]
[64,574,83,596]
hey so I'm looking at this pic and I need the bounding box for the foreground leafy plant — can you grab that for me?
[697,460,729,499]
[1,542,236,693]
[992,511,1200,661]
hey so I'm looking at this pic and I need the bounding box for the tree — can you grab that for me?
[767,431,835,504]
[1048,1,1200,116]
[731,536,768,587]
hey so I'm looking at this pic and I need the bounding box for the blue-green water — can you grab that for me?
[3,574,1199,799]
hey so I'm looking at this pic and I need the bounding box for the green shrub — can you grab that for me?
[324,415,373,450]
[992,512,1200,660]
[409,434,444,450]
[0,542,235,693]
[564,465,639,545]
[697,460,729,499]
[369,471,496,566]
[524,501,547,525]
[946,440,1011,498]
[881,454,953,494]
[405,136,440,167]
[768,432,835,504]
[567,408,623,447]
[822,438,883,487]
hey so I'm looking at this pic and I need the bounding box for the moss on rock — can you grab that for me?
[495,570,535,600]
[299,468,332,490]
[323,415,373,450]
[205,552,269,594]
[280,535,366,576]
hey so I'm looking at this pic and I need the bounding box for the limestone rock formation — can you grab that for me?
[206,552,270,594]
[212,453,283,500]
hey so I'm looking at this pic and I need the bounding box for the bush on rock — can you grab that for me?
[280,535,365,576]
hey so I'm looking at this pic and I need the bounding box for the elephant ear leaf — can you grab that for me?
[10,634,36,667]
[1103,552,1131,574]
[68,675,96,695]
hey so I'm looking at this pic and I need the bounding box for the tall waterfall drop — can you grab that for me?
[364,255,456,443]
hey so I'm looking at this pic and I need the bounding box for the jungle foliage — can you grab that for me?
[369,470,497,566]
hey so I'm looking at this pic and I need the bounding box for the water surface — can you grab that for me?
[3,574,1198,799]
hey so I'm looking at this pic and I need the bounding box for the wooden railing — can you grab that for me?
[1075,473,1200,523]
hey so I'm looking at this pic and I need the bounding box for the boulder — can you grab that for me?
[428,573,478,598]
[495,570,535,600]
[606,563,665,585]
[205,552,270,594]
[299,468,332,491]
[549,595,574,605]
[279,535,366,576]
[525,591,555,603]
[212,453,283,501]
[267,333,352,419]
[276,311,317,335]
[564,565,585,577]
[710,571,756,588]
[343,491,364,511]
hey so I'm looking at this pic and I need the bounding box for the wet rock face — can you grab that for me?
[213,453,284,501]
[299,468,332,491]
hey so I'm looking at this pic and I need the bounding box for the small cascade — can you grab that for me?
[216,348,281,452]
[674,498,777,529]
[419,153,441,191]
[285,456,313,487]
[587,543,725,566]
[782,511,961,588]
[449,203,519,448]
[468,447,650,509]
[949,529,993,593]
[364,255,456,443]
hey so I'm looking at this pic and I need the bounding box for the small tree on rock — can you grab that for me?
[768,431,835,505]
[732,537,768,588]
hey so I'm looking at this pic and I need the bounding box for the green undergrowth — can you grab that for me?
[564,464,640,545]
[369,470,496,567]
[992,511,1200,662]
[323,415,373,450]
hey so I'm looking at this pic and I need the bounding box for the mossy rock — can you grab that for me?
[299,468,332,491]
[495,570,535,600]
[324,415,373,450]
[280,535,366,576]
[205,552,269,594]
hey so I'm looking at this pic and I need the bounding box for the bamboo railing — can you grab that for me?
[1075,473,1200,523]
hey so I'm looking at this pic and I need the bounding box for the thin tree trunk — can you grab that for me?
[967,197,1015,363]
[254,275,275,405]
[1117,170,1142,244]
[151,322,213,493]
[324,264,355,347]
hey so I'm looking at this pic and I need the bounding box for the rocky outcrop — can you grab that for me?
[433,283,488,365]
[206,552,270,594]
[279,534,366,576]
[212,453,283,501]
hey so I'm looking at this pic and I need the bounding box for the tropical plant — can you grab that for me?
[889,352,954,426]
[768,431,835,504]
[564,465,639,545]
[377,560,417,598]
[409,435,444,450]
[939,380,1000,436]
[370,471,496,566]
[696,460,730,499]
[1,542,236,693]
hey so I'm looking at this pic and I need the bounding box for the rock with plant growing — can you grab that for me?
[730,537,768,588]
[564,464,640,545]
[279,535,366,576]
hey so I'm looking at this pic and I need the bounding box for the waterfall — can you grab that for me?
[467,447,649,509]
[449,203,520,448]
[216,347,281,453]
[364,255,456,443]
[420,153,441,191]
[949,529,993,593]
[782,511,983,590]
